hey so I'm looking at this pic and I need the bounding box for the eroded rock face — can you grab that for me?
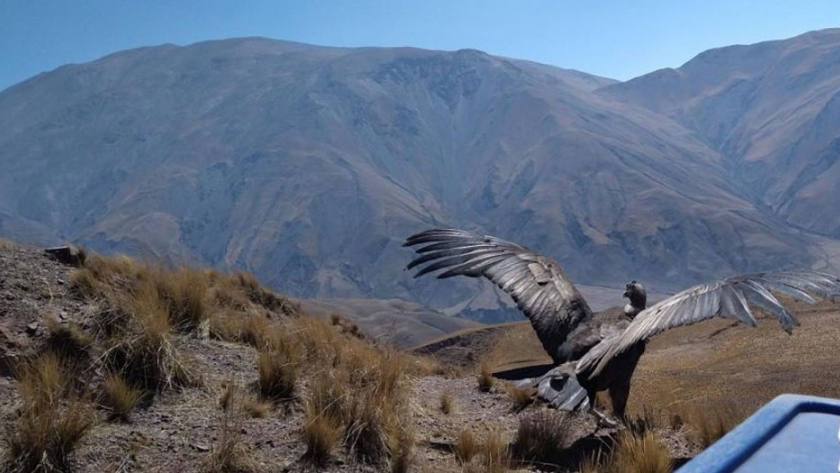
[0,35,838,323]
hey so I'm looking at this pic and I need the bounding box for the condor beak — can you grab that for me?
[623,290,629,298]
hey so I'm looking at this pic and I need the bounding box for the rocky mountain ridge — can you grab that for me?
[1,32,839,323]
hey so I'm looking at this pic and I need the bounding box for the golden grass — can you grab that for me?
[506,384,536,412]
[453,429,479,464]
[156,267,210,333]
[302,402,343,465]
[479,431,511,473]
[301,322,414,464]
[678,403,745,449]
[477,363,495,392]
[608,430,673,473]
[257,350,297,401]
[439,391,454,415]
[102,372,143,421]
[44,317,93,364]
[330,312,365,339]
[389,430,414,473]
[205,382,254,473]
[241,397,271,419]
[578,451,607,473]
[62,250,422,469]
[70,253,298,341]
[4,353,96,472]
[233,270,301,316]
[101,283,195,391]
[510,410,570,467]
[256,336,302,402]
[0,238,19,251]
[66,251,305,399]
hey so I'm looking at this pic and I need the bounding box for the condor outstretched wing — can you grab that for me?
[580,270,840,378]
[404,228,593,363]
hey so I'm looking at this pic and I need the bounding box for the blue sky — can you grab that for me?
[2,1,839,92]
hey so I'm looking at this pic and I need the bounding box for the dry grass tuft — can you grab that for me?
[68,267,105,301]
[257,340,301,402]
[607,430,673,473]
[439,391,454,415]
[241,397,271,419]
[578,450,607,473]
[101,284,195,391]
[511,410,570,466]
[506,384,536,412]
[300,326,413,464]
[477,364,495,392]
[157,267,210,333]
[302,403,343,465]
[453,429,480,464]
[680,403,743,449]
[479,431,511,473]
[412,355,461,378]
[205,382,255,473]
[4,353,96,472]
[44,318,93,365]
[102,372,143,421]
[388,430,414,473]
[234,270,301,316]
[0,238,19,251]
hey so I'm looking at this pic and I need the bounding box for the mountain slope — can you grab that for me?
[0,36,834,323]
[599,28,840,239]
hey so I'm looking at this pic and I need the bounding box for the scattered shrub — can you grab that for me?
[44,318,93,364]
[158,267,210,333]
[0,238,18,251]
[439,391,454,415]
[302,339,412,464]
[506,384,535,412]
[389,429,414,473]
[480,431,511,473]
[205,382,254,473]
[453,429,480,464]
[101,286,194,392]
[511,410,570,466]
[4,353,96,472]
[302,403,343,465]
[257,339,301,402]
[102,372,143,421]
[608,430,672,473]
[681,404,743,448]
[477,364,495,392]
[241,397,271,419]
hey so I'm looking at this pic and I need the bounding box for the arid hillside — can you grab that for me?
[3,239,775,473]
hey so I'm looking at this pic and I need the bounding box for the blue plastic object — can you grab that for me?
[678,394,840,472]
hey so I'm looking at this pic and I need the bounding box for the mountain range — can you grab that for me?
[2,29,840,329]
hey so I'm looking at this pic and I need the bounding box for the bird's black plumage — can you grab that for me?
[404,228,840,422]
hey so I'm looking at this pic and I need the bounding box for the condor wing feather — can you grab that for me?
[404,228,593,364]
[581,270,840,378]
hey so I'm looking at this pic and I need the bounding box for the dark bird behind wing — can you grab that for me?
[404,228,593,364]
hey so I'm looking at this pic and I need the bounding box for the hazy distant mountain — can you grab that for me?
[0,34,836,325]
[600,28,840,242]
